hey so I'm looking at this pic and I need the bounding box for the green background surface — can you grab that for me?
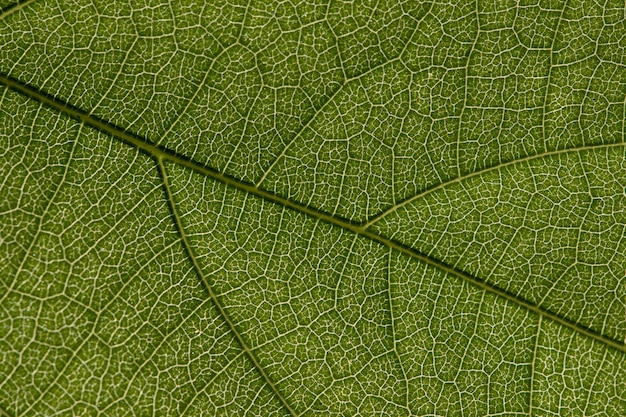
[1,0,624,415]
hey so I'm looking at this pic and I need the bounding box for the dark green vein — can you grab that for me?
[1,72,624,355]
[0,404,13,417]
[155,158,299,417]
[364,143,625,228]
[0,0,38,20]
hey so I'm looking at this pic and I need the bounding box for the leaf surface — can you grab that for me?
[1,0,624,416]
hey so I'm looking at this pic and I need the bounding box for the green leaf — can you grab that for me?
[1,0,624,416]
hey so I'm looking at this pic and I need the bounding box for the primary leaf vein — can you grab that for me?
[1,72,624,357]
[0,0,38,21]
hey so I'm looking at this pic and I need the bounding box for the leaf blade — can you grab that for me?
[1,0,625,415]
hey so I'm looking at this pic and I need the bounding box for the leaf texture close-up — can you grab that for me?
[0,0,625,416]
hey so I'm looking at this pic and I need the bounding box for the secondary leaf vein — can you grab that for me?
[156,158,299,417]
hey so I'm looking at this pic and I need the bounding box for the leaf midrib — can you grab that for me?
[0,0,38,20]
[1,73,623,358]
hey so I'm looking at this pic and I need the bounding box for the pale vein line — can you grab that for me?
[155,41,239,147]
[156,158,298,417]
[178,351,246,417]
[0,119,81,305]
[334,233,358,309]
[89,36,140,112]
[254,80,346,187]
[582,348,609,416]
[17,182,167,416]
[1,73,624,355]
[540,0,568,153]
[623,95,625,142]
[528,315,542,417]
[255,3,432,189]
[454,0,480,178]
[387,248,410,414]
